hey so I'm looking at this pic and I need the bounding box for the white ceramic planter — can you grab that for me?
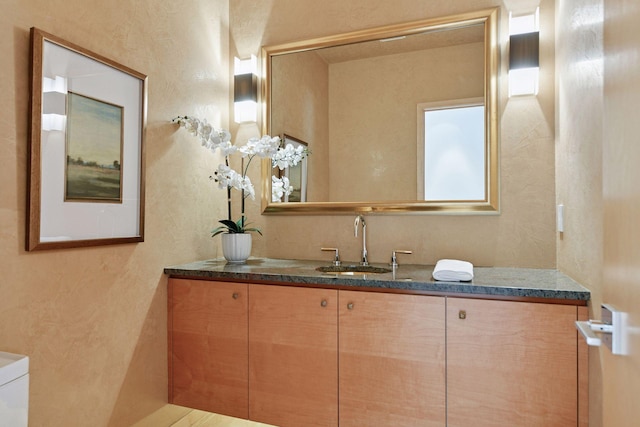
[221,233,252,264]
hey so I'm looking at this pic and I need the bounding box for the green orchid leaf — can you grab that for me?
[243,227,263,236]
[211,227,228,237]
[211,218,262,237]
[219,219,241,232]
[211,219,240,237]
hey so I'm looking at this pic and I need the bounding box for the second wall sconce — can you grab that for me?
[509,8,540,97]
[234,55,258,123]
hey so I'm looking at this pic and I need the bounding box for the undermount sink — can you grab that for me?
[316,265,392,275]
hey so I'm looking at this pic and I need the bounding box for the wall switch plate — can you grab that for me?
[557,204,564,233]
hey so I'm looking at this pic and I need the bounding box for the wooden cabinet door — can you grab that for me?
[248,284,338,427]
[339,290,446,427]
[168,279,248,419]
[447,298,579,427]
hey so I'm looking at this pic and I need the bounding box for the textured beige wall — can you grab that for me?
[1,0,230,426]
[555,0,604,425]
[231,0,557,268]
[329,42,484,201]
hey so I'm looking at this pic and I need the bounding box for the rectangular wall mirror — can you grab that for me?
[261,8,499,214]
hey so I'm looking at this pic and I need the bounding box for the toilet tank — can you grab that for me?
[0,351,29,427]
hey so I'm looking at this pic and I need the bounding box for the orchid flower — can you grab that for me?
[272,175,293,202]
[173,115,309,235]
[272,143,307,170]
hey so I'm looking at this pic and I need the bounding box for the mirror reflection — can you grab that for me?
[419,98,485,201]
[262,8,498,214]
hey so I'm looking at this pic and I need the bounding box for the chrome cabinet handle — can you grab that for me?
[347,302,354,310]
[232,292,239,300]
[321,299,328,308]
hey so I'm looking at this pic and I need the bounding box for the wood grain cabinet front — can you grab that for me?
[338,291,446,427]
[248,284,339,427]
[446,297,584,427]
[168,279,249,419]
[167,280,587,427]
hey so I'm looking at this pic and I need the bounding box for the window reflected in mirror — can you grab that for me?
[419,98,485,202]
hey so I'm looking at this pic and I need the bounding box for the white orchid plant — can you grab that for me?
[172,115,308,237]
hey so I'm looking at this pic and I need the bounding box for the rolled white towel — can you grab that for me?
[433,259,474,282]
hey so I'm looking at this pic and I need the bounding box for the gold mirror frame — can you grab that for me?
[261,8,499,215]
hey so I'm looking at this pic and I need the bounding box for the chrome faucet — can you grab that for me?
[354,215,369,266]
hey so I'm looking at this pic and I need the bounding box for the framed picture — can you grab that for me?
[27,28,147,251]
[281,134,308,202]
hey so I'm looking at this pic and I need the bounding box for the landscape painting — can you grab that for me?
[65,91,124,202]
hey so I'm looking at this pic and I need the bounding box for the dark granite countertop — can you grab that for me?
[164,258,591,304]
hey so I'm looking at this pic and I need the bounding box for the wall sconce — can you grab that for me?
[234,55,258,123]
[42,76,67,131]
[509,8,539,97]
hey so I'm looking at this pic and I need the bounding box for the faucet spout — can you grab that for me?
[354,215,369,266]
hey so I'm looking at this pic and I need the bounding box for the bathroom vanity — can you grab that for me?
[165,258,589,427]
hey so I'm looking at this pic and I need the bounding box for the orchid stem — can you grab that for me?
[225,156,231,222]
[241,157,247,228]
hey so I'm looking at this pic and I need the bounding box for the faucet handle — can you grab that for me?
[321,247,342,266]
[390,250,412,268]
